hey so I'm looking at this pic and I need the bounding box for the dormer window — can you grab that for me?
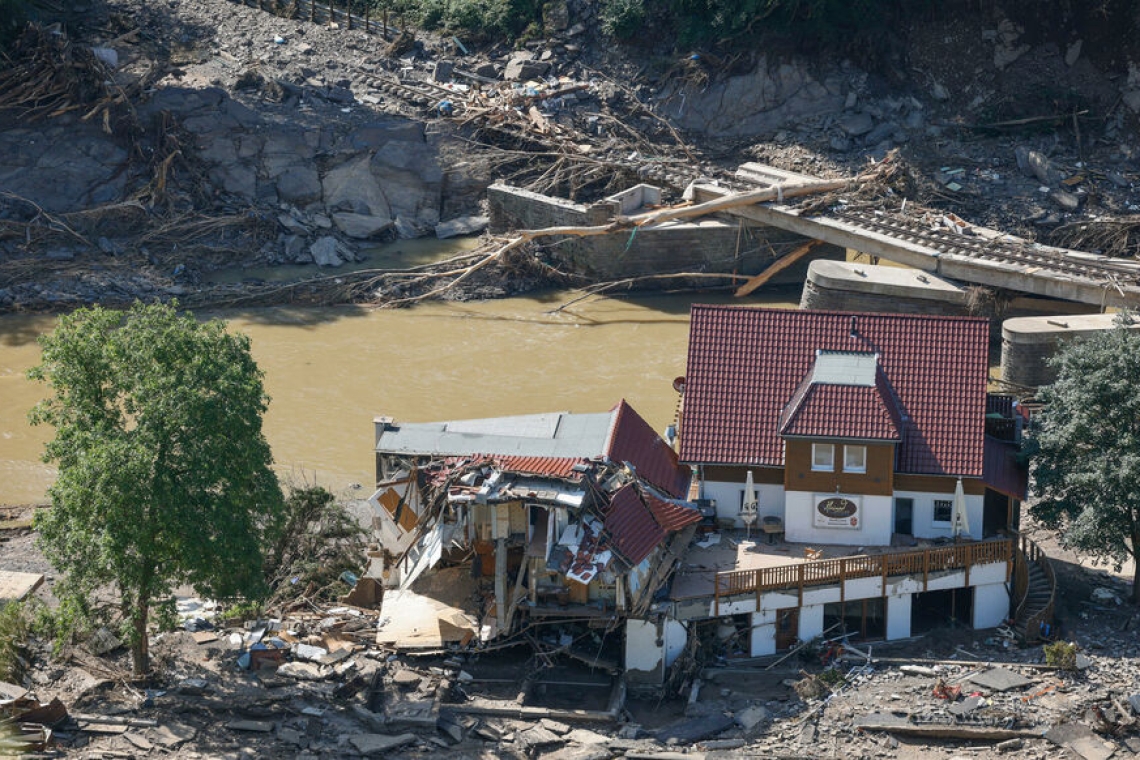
[812,443,834,471]
[844,445,867,473]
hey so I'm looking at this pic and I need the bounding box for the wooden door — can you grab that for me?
[776,607,799,651]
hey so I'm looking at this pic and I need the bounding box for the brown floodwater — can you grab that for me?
[0,287,802,506]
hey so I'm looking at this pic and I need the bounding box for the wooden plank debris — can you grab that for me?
[734,240,822,297]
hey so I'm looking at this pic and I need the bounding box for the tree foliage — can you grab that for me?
[1027,317,1140,604]
[29,302,285,674]
[263,483,368,606]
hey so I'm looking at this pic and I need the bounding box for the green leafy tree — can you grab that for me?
[29,302,285,674]
[1027,317,1140,604]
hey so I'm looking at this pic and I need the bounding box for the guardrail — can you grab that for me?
[713,538,1013,614]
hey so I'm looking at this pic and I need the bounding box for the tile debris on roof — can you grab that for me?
[680,306,990,476]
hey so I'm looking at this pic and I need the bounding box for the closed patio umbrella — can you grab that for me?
[952,477,970,539]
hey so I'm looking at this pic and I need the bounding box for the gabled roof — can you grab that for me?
[778,361,902,441]
[603,483,702,565]
[377,401,691,497]
[680,306,990,477]
[605,400,692,498]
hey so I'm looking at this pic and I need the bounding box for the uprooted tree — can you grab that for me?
[1027,315,1140,604]
[29,301,286,675]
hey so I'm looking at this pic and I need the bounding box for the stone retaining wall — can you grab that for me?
[488,184,842,283]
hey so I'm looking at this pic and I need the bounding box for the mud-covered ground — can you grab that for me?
[3,506,1140,759]
[1,0,1139,312]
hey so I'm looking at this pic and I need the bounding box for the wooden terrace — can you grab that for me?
[670,533,1014,614]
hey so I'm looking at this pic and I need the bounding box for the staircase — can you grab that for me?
[1012,534,1056,642]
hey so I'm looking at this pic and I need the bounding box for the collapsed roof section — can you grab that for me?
[374,399,692,499]
[370,403,701,651]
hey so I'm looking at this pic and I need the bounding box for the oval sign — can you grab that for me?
[817,497,858,519]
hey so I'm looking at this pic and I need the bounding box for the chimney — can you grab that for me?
[849,316,858,339]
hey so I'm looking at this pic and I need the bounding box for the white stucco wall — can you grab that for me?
[701,480,786,527]
[784,491,892,546]
[894,490,984,541]
[750,609,776,657]
[886,593,911,640]
[799,604,824,640]
[973,582,1011,629]
[625,618,689,684]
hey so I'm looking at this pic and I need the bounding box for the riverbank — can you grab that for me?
[2,0,1139,314]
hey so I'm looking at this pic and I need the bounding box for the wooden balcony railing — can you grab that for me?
[714,538,1014,614]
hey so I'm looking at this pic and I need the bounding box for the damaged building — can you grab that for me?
[366,307,1040,692]
[367,401,702,682]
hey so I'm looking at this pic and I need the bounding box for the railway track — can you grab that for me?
[835,207,1140,286]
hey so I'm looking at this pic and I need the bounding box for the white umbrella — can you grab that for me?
[952,477,970,539]
[741,470,758,538]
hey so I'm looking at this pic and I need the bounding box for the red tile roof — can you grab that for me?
[642,488,703,532]
[606,400,692,498]
[604,484,702,565]
[489,455,585,479]
[680,306,989,476]
[604,485,665,565]
[779,372,902,441]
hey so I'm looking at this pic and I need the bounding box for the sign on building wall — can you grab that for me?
[814,495,861,529]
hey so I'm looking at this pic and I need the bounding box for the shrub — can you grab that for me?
[0,601,28,683]
[601,0,646,39]
[1043,640,1079,671]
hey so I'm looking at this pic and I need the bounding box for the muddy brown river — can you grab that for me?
[0,288,801,506]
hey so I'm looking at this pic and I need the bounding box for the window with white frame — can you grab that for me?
[932,499,953,524]
[843,444,867,473]
[811,443,834,471]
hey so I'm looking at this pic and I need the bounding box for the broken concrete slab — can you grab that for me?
[0,571,44,603]
[124,732,153,750]
[854,713,1039,741]
[348,732,418,755]
[948,695,983,716]
[150,723,197,747]
[1045,722,1117,760]
[518,724,565,750]
[385,697,439,728]
[654,712,735,744]
[734,704,770,730]
[556,747,613,760]
[969,667,1035,692]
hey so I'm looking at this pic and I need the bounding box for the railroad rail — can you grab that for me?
[835,207,1140,287]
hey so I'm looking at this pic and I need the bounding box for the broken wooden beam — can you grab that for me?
[735,239,822,296]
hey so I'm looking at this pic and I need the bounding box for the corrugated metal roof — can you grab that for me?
[680,306,989,477]
[376,411,615,459]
